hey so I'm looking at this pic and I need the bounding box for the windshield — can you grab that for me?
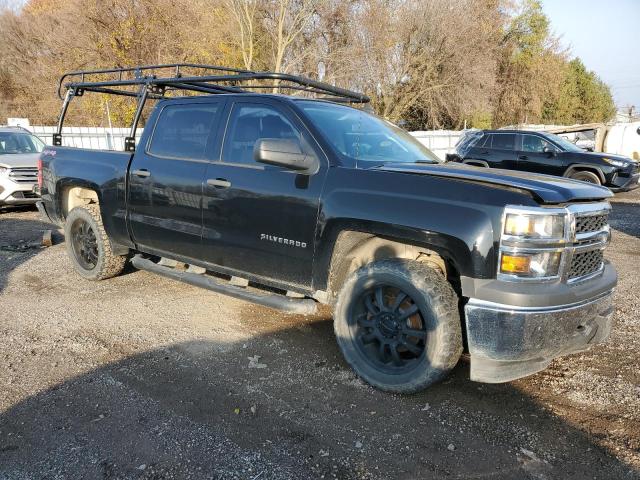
[297,101,440,165]
[0,132,45,155]
[545,133,584,153]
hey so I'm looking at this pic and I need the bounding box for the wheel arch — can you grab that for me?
[315,224,464,304]
[56,179,103,220]
[563,164,606,183]
[57,181,129,256]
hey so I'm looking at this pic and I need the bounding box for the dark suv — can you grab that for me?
[450,129,639,192]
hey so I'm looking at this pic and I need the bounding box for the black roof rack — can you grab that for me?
[54,63,370,151]
[58,63,369,103]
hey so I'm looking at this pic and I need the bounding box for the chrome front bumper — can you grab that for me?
[465,289,614,383]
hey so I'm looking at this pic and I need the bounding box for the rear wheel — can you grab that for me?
[570,170,601,185]
[65,204,126,280]
[333,259,462,393]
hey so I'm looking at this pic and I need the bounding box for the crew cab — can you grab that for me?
[450,129,639,192]
[36,65,617,393]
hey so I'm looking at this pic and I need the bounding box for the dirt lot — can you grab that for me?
[1,192,639,480]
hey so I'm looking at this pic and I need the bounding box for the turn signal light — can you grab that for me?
[501,254,531,274]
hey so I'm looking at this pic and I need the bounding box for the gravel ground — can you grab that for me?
[0,193,639,480]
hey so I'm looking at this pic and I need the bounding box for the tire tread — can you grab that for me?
[334,259,462,393]
[65,204,126,280]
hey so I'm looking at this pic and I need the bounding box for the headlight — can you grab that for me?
[602,157,628,168]
[500,251,562,278]
[504,212,565,240]
[0,166,9,176]
[499,206,568,281]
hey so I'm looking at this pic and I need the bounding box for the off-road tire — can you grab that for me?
[64,204,126,280]
[570,170,601,185]
[333,259,462,393]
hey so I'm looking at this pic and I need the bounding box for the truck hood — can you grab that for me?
[377,162,613,204]
[0,152,40,168]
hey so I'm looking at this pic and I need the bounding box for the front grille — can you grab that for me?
[568,250,604,279]
[575,214,608,234]
[8,167,38,184]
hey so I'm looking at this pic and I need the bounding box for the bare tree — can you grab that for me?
[225,0,259,71]
[263,0,315,74]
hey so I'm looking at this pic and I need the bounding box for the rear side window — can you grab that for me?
[491,133,516,150]
[148,104,220,160]
[222,103,300,165]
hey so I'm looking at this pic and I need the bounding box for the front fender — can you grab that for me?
[312,168,539,291]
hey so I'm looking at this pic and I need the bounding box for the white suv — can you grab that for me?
[0,126,45,206]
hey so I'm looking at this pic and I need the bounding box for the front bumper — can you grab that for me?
[0,179,39,205]
[465,289,614,383]
[609,172,640,192]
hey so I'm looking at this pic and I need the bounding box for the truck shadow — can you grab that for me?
[1,317,637,479]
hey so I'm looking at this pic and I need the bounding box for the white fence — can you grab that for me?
[31,126,142,151]
[28,125,462,160]
[410,130,462,160]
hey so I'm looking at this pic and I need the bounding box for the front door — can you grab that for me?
[127,100,225,259]
[518,133,565,176]
[201,100,325,289]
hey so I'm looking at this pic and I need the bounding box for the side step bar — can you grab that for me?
[131,255,317,315]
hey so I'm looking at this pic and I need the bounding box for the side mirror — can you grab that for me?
[254,138,318,174]
[543,146,555,157]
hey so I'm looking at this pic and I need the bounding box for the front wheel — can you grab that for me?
[64,204,126,280]
[333,259,462,393]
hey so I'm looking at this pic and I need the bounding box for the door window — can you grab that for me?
[148,103,220,160]
[491,133,516,150]
[475,134,492,148]
[222,104,300,165]
[522,134,555,153]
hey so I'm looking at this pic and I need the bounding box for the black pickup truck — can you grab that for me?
[37,65,617,393]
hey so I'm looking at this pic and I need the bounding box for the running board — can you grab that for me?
[131,255,317,315]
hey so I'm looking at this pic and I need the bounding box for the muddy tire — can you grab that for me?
[333,259,462,393]
[570,170,601,185]
[64,204,126,280]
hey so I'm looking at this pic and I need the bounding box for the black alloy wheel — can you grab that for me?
[350,284,427,374]
[70,217,99,270]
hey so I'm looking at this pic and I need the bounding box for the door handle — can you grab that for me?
[480,150,490,155]
[518,155,528,160]
[132,169,151,178]
[207,178,232,188]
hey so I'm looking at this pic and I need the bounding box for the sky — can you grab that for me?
[541,0,640,111]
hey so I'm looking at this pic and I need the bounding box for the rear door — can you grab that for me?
[127,100,225,259]
[200,99,326,289]
[518,133,565,176]
[486,133,518,169]
[462,133,492,165]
